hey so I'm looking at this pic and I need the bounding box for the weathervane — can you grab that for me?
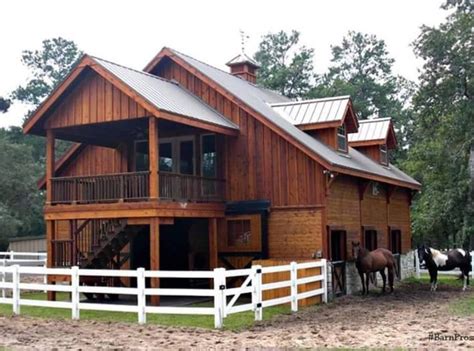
[240,30,250,54]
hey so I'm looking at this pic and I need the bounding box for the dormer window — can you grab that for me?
[337,125,347,152]
[380,144,388,165]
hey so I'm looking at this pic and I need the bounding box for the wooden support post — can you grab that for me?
[150,217,160,306]
[209,218,218,269]
[46,220,56,301]
[149,117,159,200]
[46,129,55,204]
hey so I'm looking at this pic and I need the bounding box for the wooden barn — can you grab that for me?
[23,47,420,301]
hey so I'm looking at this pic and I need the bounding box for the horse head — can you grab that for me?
[352,241,362,260]
[417,244,432,268]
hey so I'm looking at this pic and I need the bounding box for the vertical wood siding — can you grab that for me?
[45,71,149,129]
[155,61,325,207]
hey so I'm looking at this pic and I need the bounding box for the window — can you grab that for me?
[389,229,402,254]
[159,142,173,172]
[329,230,347,261]
[380,144,388,165]
[227,219,252,248]
[364,229,377,251]
[337,125,347,152]
[135,140,149,172]
[201,134,217,178]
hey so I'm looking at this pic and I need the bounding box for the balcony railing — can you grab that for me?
[50,171,224,204]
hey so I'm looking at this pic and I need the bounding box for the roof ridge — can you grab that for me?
[90,55,178,85]
[270,95,351,107]
[358,117,392,123]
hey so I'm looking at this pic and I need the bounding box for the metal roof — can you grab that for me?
[348,118,392,143]
[226,52,260,68]
[167,48,420,188]
[91,57,239,131]
[270,96,350,126]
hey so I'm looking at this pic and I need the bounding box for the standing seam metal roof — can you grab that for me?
[166,48,420,188]
[348,118,392,143]
[270,96,350,126]
[91,56,239,130]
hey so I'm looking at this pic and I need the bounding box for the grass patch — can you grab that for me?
[450,295,474,316]
[0,292,292,330]
[403,273,464,288]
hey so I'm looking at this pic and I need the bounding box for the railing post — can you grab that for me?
[321,259,328,303]
[213,267,226,328]
[415,250,420,279]
[137,267,146,324]
[252,264,263,321]
[71,266,80,320]
[12,264,20,315]
[1,259,5,298]
[290,261,298,312]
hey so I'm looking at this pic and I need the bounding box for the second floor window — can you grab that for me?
[380,144,388,165]
[337,125,347,152]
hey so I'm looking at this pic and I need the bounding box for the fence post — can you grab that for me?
[71,266,80,320]
[213,267,226,328]
[137,267,146,324]
[1,259,5,299]
[10,251,14,261]
[252,264,263,321]
[290,262,298,312]
[321,259,328,303]
[415,250,420,279]
[12,264,20,315]
[43,258,48,293]
[471,252,474,280]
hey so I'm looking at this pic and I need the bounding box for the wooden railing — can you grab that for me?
[51,171,225,204]
[51,172,150,204]
[159,172,225,202]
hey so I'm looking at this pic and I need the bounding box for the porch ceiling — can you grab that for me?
[53,118,222,148]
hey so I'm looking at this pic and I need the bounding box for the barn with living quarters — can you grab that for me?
[23,47,420,301]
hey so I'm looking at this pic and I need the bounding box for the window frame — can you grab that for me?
[380,144,388,166]
[337,124,348,152]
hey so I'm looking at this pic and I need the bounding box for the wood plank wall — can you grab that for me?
[155,61,325,207]
[327,176,412,255]
[45,70,149,129]
[356,145,381,163]
[61,145,127,177]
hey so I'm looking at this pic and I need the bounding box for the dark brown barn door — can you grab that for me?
[389,228,402,279]
[328,228,347,297]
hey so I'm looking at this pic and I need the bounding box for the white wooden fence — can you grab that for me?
[415,251,474,278]
[0,259,327,328]
[0,251,47,267]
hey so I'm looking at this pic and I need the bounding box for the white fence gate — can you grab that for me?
[0,259,327,328]
[415,250,474,278]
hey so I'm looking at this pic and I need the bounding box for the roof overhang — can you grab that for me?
[23,55,239,138]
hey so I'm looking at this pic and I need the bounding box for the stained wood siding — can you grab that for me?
[45,70,150,129]
[155,61,325,207]
[356,145,381,163]
[61,145,128,177]
[268,209,323,259]
[327,176,412,255]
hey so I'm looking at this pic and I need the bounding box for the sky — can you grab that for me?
[0,0,449,128]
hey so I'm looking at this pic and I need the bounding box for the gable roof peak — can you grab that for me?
[226,52,260,68]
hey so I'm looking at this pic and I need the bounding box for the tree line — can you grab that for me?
[0,0,472,249]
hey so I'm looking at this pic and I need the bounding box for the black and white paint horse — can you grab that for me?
[417,244,472,291]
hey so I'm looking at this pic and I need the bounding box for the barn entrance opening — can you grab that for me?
[328,229,347,297]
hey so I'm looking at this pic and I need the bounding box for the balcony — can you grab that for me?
[50,171,225,205]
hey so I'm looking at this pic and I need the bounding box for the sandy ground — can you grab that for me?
[0,282,473,350]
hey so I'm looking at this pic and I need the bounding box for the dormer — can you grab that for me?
[226,53,260,84]
[270,96,359,153]
[348,117,397,166]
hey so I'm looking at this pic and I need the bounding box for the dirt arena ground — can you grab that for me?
[0,281,472,350]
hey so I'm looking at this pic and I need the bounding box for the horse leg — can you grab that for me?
[380,269,386,293]
[388,266,394,293]
[359,271,366,295]
[365,273,370,295]
[431,270,438,291]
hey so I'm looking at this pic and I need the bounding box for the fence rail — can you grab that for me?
[0,260,327,328]
[414,250,474,278]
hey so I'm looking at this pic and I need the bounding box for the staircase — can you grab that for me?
[72,218,136,269]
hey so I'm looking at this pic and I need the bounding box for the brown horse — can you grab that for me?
[352,241,397,295]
